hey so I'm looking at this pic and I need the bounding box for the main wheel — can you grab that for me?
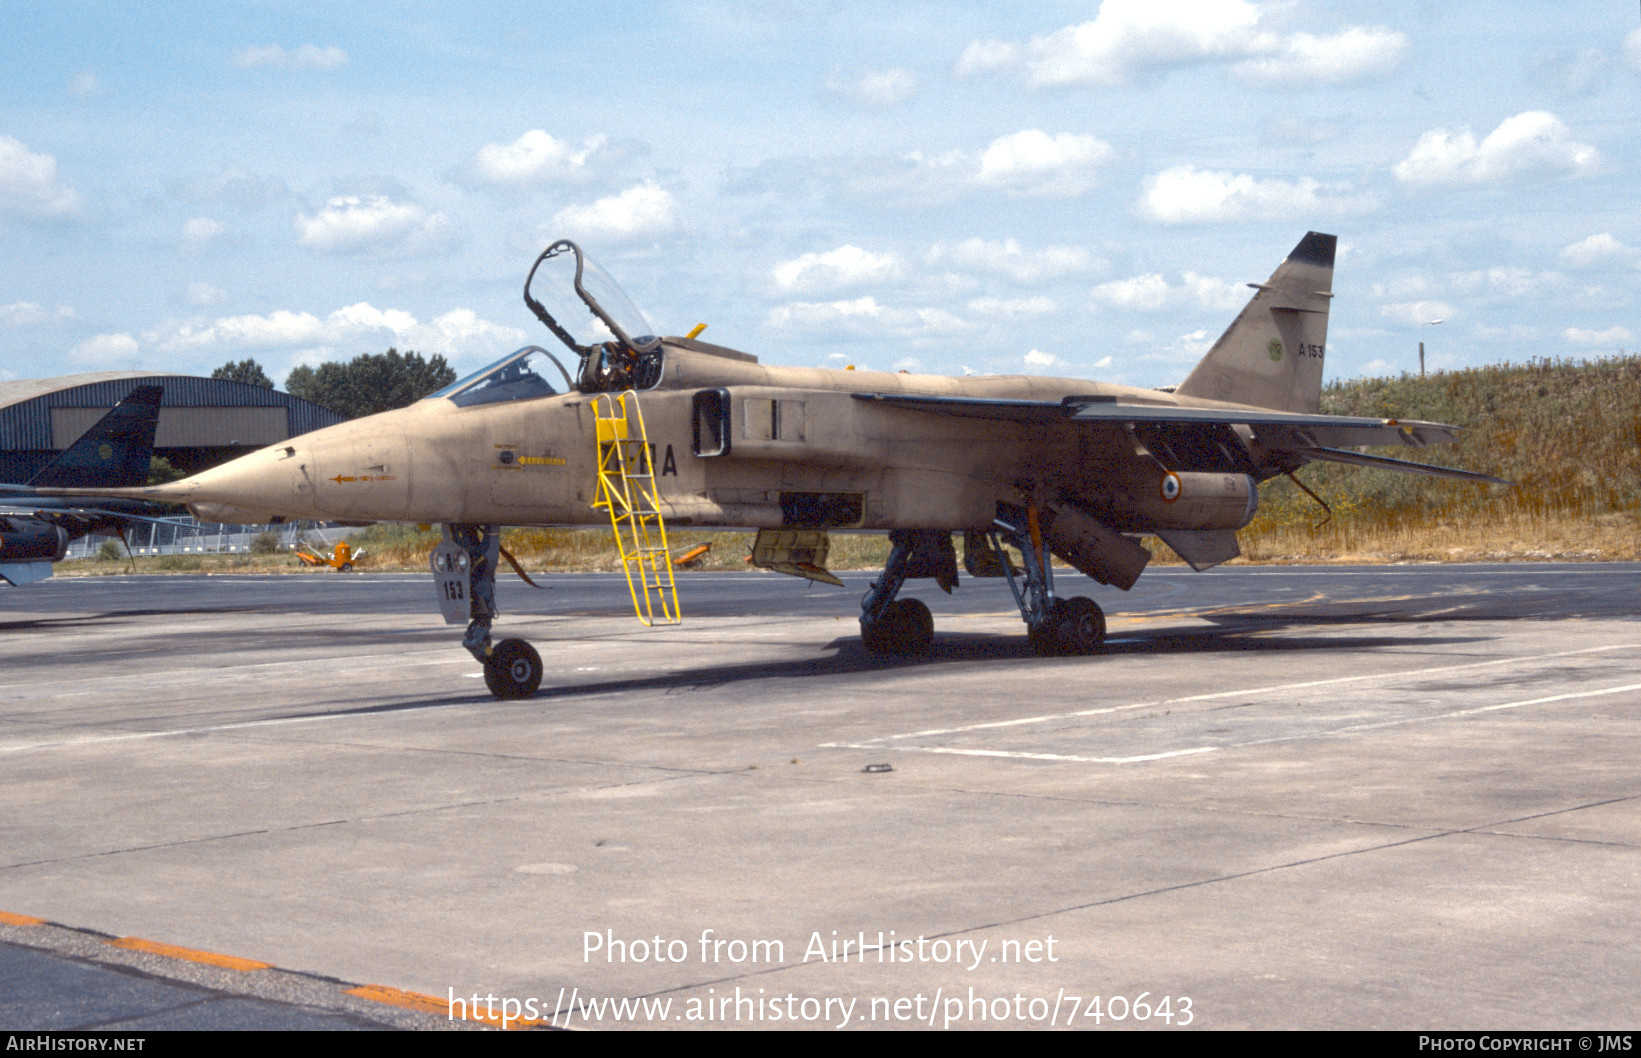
[484,638,543,699]
[861,598,934,656]
[1054,596,1105,656]
[1027,600,1065,657]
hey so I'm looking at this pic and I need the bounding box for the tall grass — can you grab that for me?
[1241,355,1641,561]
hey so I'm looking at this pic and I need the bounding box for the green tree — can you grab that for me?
[210,358,275,389]
[146,456,187,485]
[284,348,456,419]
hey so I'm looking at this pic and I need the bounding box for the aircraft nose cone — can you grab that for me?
[181,441,322,524]
[179,409,416,524]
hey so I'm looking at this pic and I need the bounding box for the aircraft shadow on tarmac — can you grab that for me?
[276,617,1486,722]
[0,607,268,630]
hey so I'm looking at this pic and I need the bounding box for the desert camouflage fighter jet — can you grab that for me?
[53,233,1502,697]
[1,385,168,586]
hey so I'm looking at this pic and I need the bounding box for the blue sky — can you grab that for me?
[3,1,1638,390]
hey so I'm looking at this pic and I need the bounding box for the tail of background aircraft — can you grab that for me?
[1175,231,1335,414]
[27,385,164,489]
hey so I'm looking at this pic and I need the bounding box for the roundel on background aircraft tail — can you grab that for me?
[1160,472,1182,502]
[1267,339,1284,362]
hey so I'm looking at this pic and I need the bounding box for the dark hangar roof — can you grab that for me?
[0,371,344,453]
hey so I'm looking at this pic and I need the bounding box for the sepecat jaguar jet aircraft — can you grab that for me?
[1,385,169,586]
[48,232,1503,697]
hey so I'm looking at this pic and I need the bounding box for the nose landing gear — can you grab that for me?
[432,523,543,699]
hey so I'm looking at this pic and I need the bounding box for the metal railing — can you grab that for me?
[62,519,354,560]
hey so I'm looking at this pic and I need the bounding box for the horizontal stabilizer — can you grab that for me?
[1299,448,1511,485]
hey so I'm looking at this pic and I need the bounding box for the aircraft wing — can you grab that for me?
[853,393,1460,445]
[0,503,190,528]
[852,393,1504,483]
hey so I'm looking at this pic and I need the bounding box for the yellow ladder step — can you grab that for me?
[590,390,681,626]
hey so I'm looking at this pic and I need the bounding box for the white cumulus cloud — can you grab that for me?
[959,2,1410,90]
[766,296,973,339]
[69,332,139,366]
[151,303,524,359]
[926,238,1100,283]
[468,131,612,185]
[552,182,680,242]
[1092,273,1171,311]
[772,245,902,293]
[827,68,918,107]
[1560,233,1637,270]
[1393,111,1599,189]
[1,302,74,328]
[1449,268,1567,299]
[1379,301,1453,327]
[233,44,348,70]
[294,195,449,254]
[1232,27,1407,87]
[1092,271,1257,313]
[955,39,1020,77]
[181,217,225,249]
[0,135,81,217]
[1564,325,1635,347]
[1022,0,1268,87]
[1181,272,1247,311]
[967,296,1057,317]
[975,130,1113,197]
[187,283,229,307]
[1139,165,1375,224]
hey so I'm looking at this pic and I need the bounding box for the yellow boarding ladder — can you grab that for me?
[591,391,681,626]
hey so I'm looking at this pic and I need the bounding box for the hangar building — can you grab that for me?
[0,372,346,483]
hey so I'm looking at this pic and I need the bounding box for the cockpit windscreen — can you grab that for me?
[428,347,573,408]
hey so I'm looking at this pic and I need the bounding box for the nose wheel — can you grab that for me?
[484,638,543,699]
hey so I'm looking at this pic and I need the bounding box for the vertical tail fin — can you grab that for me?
[1175,232,1335,414]
[27,385,163,489]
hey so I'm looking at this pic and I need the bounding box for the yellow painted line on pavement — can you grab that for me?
[347,983,544,1029]
[106,935,272,971]
[0,910,46,926]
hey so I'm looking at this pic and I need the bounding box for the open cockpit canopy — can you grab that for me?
[522,239,665,392]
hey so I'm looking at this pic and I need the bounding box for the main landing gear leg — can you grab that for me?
[990,511,1105,657]
[858,530,936,656]
[433,524,543,699]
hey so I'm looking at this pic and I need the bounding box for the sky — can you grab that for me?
[2,1,1638,390]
